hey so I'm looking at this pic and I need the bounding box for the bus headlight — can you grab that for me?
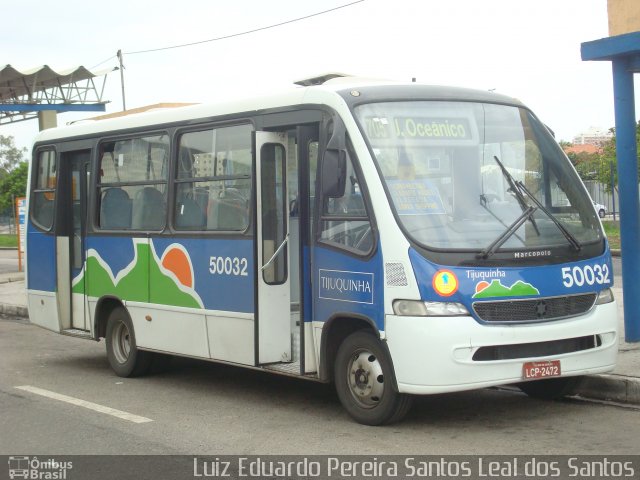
[595,288,614,305]
[393,300,469,317]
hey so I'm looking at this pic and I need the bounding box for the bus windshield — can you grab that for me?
[355,101,603,252]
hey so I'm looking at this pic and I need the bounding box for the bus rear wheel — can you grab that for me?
[517,376,581,400]
[105,307,152,377]
[334,331,413,425]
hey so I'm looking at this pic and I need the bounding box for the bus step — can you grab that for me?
[263,361,301,376]
[61,328,93,339]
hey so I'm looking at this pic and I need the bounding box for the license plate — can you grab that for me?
[522,360,561,380]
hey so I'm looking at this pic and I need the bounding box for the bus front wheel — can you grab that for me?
[105,307,152,377]
[334,331,413,425]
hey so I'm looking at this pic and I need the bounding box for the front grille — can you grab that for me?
[473,335,601,361]
[385,263,408,286]
[472,293,597,323]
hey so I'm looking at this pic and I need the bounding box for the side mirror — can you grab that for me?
[321,117,347,198]
[322,148,347,198]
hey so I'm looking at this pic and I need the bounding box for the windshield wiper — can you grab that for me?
[492,155,581,252]
[493,156,540,236]
[515,180,582,252]
[477,205,538,259]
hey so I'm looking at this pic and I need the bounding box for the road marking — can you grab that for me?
[15,385,153,424]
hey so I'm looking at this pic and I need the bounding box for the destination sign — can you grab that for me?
[364,116,472,141]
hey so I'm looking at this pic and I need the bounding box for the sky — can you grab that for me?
[1,0,638,152]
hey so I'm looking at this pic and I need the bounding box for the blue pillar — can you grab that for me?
[612,58,640,342]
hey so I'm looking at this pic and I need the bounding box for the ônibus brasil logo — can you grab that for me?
[8,456,72,479]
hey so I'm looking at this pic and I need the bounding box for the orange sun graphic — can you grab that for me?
[162,247,193,288]
[475,281,490,294]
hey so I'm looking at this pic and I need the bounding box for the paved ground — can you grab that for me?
[2,250,639,406]
[1,315,639,455]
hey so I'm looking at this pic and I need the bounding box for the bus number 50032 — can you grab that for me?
[209,256,249,276]
[561,264,610,288]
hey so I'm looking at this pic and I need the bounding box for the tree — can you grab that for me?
[0,135,28,218]
[563,145,607,187]
[598,121,640,191]
[0,135,27,176]
[0,162,28,213]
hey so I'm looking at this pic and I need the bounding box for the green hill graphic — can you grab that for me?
[473,279,539,299]
[72,241,201,309]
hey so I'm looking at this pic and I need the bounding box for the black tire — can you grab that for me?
[334,331,413,425]
[517,376,581,400]
[105,306,152,377]
[599,209,605,219]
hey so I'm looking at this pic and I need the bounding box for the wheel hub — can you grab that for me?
[348,351,385,408]
[355,368,369,388]
[112,321,131,364]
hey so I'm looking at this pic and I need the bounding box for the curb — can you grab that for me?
[0,302,28,318]
[0,275,25,284]
[574,374,640,405]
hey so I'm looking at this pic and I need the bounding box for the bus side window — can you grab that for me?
[97,135,169,231]
[100,187,132,229]
[319,150,372,254]
[175,190,206,229]
[174,124,252,232]
[132,186,166,230]
[31,150,57,230]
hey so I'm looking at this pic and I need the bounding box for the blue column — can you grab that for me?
[612,58,640,342]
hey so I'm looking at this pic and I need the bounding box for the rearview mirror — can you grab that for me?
[322,148,347,198]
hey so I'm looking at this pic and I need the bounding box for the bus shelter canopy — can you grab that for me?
[0,64,110,124]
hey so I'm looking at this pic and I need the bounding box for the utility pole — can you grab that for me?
[117,49,126,111]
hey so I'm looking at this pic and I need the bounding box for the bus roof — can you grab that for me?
[32,77,524,146]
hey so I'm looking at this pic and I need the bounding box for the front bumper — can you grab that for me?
[385,300,618,395]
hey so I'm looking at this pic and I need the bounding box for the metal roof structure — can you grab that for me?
[0,64,111,125]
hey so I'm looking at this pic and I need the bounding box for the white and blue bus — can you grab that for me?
[26,74,617,424]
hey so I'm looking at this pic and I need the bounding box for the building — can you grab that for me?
[563,143,603,155]
[572,126,613,146]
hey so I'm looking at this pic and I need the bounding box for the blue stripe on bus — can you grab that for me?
[409,247,614,308]
[26,221,56,292]
[313,244,384,330]
[85,236,255,313]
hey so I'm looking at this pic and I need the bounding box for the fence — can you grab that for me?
[0,211,16,234]
[583,180,617,218]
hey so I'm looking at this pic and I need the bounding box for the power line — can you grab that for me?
[124,0,364,55]
[90,55,117,70]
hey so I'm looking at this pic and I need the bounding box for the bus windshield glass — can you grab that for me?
[355,101,603,252]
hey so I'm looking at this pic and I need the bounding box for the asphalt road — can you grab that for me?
[1,315,639,456]
[0,250,632,458]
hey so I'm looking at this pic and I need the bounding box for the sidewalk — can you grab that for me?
[0,270,28,318]
[2,271,639,405]
[574,283,640,405]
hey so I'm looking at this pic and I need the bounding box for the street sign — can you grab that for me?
[16,197,26,272]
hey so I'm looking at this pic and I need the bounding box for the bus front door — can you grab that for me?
[255,132,291,364]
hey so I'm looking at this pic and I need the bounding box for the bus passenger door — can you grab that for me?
[255,131,291,364]
[68,152,90,331]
